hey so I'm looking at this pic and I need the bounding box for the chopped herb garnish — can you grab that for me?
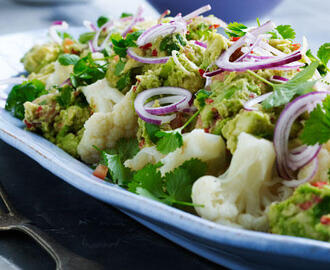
[58,53,80,66]
[225,22,248,38]
[5,79,47,119]
[97,16,109,28]
[78,32,95,44]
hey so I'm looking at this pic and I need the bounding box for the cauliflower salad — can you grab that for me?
[4,5,330,241]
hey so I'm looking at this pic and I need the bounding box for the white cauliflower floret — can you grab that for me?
[81,78,124,113]
[77,90,138,163]
[192,132,291,231]
[124,129,227,175]
[46,60,73,89]
[298,141,330,183]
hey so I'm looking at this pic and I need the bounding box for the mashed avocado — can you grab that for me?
[24,89,91,158]
[269,183,330,241]
[222,110,274,153]
[21,43,60,73]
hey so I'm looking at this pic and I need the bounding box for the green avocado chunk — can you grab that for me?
[268,183,330,241]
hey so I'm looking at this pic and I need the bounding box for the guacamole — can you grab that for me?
[269,183,330,241]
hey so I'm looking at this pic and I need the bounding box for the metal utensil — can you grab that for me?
[0,182,103,270]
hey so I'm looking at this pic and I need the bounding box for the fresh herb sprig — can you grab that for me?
[5,79,47,119]
[111,31,143,58]
[306,43,330,76]
[300,95,330,145]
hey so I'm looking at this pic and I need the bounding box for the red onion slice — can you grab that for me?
[270,75,289,83]
[91,21,114,52]
[134,87,192,125]
[183,5,211,21]
[283,158,319,187]
[122,6,144,38]
[243,92,272,111]
[127,47,169,64]
[145,95,187,115]
[274,91,329,184]
[49,21,69,44]
[194,40,207,48]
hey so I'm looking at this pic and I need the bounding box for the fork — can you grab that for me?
[0,182,103,270]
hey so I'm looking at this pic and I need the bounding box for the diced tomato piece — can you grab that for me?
[152,49,158,56]
[230,37,241,42]
[198,69,205,77]
[209,24,220,29]
[114,55,120,62]
[140,43,152,50]
[311,182,328,189]
[132,85,137,92]
[291,43,301,51]
[93,164,108,180]
[24,120,33,129]
[320,215,330,225]
[204,128,210,133]
[139,138,145,149]
[36,106,42,113]
[299,200,314,210]
[205,98,214,104]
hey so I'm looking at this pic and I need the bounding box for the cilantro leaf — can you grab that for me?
[225,22,247,38]
[155,131,183,154]
[300,95,330,145]
[120,12,133,18]
[111,31,142,58]
[128,159,207,206]
[195,89,212,107]
[78,32,95,44]
[317,43,330,67]
[5,79,47,119]
[58,54,80,66]
[102,152,133,185]
[159,34,186,55]
[114,60,126,76]
[116,72,131,91]
[99,137,139,185]
[97,16,109,28]
[106,137,139,161]
[262,62,318,109]
[275,25,295,40]
[145,123,161,144]
[130,163,165,198]
[56,85,73,108]
[70,53,107,87]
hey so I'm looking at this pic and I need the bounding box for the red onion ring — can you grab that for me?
[49,21,69,44]
[83,20,97,32]
[92,21,114,52]
[194,40,207,48]
[127,47,169,64]
[270,75,289,83]
[134,87,192,125]
[283,158,319,187]
[274,91,329,184]
[122,6,144,38]
[183,5,211,21]
[145,95,187,115]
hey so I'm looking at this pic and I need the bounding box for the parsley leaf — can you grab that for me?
[155,131,183,154]
[58,54,80,66]
[262,62,318,109]
[195,89,212,107]
[317,43,330,67]
[78,32,95,44]
[97,16,109,28]
[106,137,139,161]
[120,12,133,18]
[5,79,47,119]
[70,53,107,87]
[275,25,296,40]
[300,95,330,145]
[225,22,247,38]
[56,85,73,108]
